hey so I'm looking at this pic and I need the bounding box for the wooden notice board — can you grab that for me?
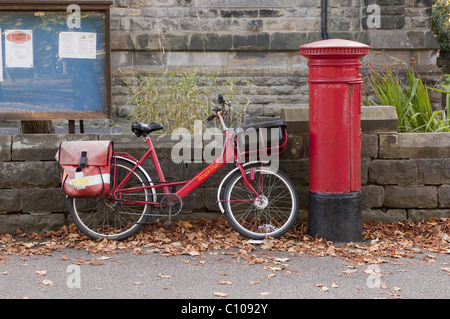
[0,1,112,120]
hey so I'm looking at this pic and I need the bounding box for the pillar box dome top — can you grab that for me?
[299,39,370,57]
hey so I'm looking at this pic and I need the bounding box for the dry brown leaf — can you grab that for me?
[41,279,54,286]
[214,292,227,297]
[441,267,450,274]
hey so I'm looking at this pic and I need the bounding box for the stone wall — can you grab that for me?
[1,106,450,234]
[110,0,441,120]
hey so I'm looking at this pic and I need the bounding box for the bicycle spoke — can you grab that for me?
[224,166,298,239]
[69,158,154,240]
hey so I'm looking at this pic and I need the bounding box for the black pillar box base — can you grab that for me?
[308,191,362,242]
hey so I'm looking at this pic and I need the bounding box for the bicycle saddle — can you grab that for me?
[131,122,163,137]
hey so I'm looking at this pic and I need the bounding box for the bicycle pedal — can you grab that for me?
[163,220,173,229]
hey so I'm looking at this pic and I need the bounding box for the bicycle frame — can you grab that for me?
[111,127,261,207]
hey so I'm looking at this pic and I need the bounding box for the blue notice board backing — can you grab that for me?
[0,10,110,120]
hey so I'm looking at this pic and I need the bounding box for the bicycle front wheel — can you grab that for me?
[68,158,155,241]
[223,165,299,239]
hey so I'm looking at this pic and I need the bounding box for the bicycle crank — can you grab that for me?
[159,193,183,228]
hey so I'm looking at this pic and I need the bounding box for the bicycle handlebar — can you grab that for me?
[207,94,228,122]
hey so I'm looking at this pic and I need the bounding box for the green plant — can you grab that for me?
[432,0,450,51]
[128,69,248,134]
[365,56,450,132]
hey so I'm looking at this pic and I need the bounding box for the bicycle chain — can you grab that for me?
[112,193,183,217]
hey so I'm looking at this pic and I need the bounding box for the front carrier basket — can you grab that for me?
[235,120,287,162]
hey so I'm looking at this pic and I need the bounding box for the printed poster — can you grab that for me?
[58,32,97,59]
[5,30,33,68]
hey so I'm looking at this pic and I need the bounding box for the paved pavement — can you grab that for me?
[0,245,449,305]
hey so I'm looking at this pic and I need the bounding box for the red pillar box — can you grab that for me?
[299,39,370,242]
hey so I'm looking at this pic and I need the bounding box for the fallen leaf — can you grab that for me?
[158,273,171,279]
[343,269,358,275]
[275,257,290,263]
[214,292,227,297]
[441,267,450,274]
[260,292,270,296]
[188,251,201,256]
[250,281,260,285]
[331,283,338,288]
[133,281,142,285]
[218,280,232,285]
[36,270,46,276]
[97,256,111,260]
[41,279,54,286]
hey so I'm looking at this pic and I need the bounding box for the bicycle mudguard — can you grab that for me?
[216,161,270,214]
[55,141,113,198]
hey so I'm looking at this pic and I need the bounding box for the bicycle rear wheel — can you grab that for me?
[223,164,299,239]
[68,158,156,241]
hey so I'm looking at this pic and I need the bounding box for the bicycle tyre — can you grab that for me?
[223,164,299,239]
[68,157,155,241]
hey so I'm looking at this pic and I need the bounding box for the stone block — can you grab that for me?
[12,134,98,161]
[0,135,12,162]
[368,159,418,185]
[416,159,450,185]
[0,212,67,234]
[0,162,61,189]
[379,133,450,159]
[368,30,412,49]
[362,209,407,223]
[21,189,68,213]
[362,184,384,208]
[384,186,437,208]
[408,209,450,222]
[270,32,307,51]
[280,106,398,134]
[230,52,286,68]
[361,134,378,159]
[361,157,370,185]
[280,132,308,160]
[166,52,230,67]
[232,33,270,51]
[0,189,22,213]
[189,33,232,51]
[110,31,135,50]
[280,107,309,133]
[361,105,398,132]
[438,185,450,208]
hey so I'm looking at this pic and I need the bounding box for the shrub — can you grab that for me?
[432,0,450,51]
[364,55,450,132]
[128,69,248,134]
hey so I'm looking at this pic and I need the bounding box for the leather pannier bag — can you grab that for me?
[55,141,114,198]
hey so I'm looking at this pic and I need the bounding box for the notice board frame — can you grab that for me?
[0,0,113,120]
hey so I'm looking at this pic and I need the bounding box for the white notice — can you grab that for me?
[5,30,33,68]
[59,32,97,59]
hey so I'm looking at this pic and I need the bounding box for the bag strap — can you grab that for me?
[76,151,87,172]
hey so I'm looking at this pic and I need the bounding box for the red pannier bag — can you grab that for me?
[55,141,114,198]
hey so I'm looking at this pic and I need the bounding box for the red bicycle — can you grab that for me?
[68,95,299,241]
